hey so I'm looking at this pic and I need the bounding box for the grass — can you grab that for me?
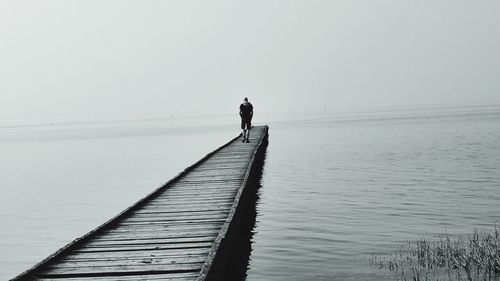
[371,226,500,281]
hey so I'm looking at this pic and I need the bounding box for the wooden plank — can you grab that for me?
[105,226,223,235]
[172,177,243,183]
[77,245,215,253]
[72,241,213,253]
[82,234,215,243]
[117,216,226,223]
[153,192,235,198]
[138,201,231,208]
[38,275,197,281]
[123,219,220,227]
[61,248,211,261]
[155,190,237,196]
[84,236,216,247]
[136,203,233,212]
[174,179,243,185]
[36,274,198,281]
[108,219,221,228]
[147,196,235,203]
[102,224,222,232]
[176,172,244,177]
[98,230,220,239]
[157,187,236,192]
[99,227,219,234]
[213,150,255,153]
[116,219,226,226]
[145,199,235,206]
[157,185,239,191]
[94,232,218,242]
[126,211,228,218]
[90,232,219,243]
[58,255,207,265]
[49,256,207,269]
[38,277,196,281]
[151,196,235,203]
[151,194,234,201]
[93,235,215,243]
[169,179,242,185]
[154,189,237,196]
[186,170,244,176]
[152,194,236,200]
[205,154,252,159]
[189,166,248,171]
[201,160,250,165]
[53,255,207,265]
[132,208,229,214]
[156,187,235,192]
[125,213,227,222]
[137,207,230,214]
[39,262,202,276]
[37,273,198,281]
[130,212,228,219]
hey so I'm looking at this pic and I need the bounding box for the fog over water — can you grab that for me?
[1,1,499,126]
[1,1,500,280]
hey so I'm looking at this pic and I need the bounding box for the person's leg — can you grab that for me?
[245,120,251,142]
[241,119,246,141]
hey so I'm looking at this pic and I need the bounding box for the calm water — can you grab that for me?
[1,106,499,280]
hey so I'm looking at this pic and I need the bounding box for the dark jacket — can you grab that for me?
[239,102,253,119]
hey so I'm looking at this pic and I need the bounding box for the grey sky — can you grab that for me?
[1,1,499,125]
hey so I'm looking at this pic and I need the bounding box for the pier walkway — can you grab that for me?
[12,126,269,281]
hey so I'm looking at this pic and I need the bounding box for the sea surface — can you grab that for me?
[1,105,499,280]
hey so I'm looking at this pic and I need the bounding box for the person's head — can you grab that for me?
[243,97,248,102]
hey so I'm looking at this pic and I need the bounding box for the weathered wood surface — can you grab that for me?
[12,126,269,281]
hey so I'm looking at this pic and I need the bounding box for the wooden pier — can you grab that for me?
[12,125,269,281]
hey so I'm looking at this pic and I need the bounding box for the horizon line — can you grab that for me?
[1,101,499,130]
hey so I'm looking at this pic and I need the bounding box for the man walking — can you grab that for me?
[239,97,253,143]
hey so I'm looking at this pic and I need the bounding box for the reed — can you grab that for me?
[371,226,500,281]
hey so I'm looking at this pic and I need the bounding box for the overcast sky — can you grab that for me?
[1,1,499,125]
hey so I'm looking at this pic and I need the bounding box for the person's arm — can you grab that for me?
[239,105,243,117]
